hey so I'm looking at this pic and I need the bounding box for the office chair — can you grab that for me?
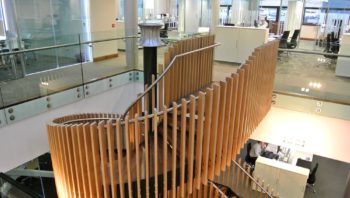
[287,29,300,49]
[330,31,340,53]
[279,30,290,49]
[278,31,290,60]
[307,163,319,193]
[160,22,169,38]
[322,33,339,68]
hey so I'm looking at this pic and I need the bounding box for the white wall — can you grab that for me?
[0,82,143,172]
[89,0,119,59]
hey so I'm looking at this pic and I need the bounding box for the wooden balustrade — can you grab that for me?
[47,36,279,197]
[163,35,215,106]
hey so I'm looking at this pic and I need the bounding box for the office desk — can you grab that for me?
[254,156,310,198]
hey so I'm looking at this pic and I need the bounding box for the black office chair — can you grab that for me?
[279,30,290,49]
[322,33,339,68]
[287,29,300,49]
[160,23,169,38]
[278,31,290,60]
[330,31,340,53]
[307,163,319,193]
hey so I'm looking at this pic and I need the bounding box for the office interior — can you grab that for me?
[0,0,349,197]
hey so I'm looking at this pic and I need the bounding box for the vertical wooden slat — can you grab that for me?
[227,74,238,164]
[144,84,149,113]
[221,77,233,170]
[195,92,205,188]
[215,81,227,175]
[180,99,187,197]
[98,121,110,198]
[115,120,125,198]
[144,112,150,198]
[135,114,142,198]
[171,102,178,198]
[72,125,83,197]
[124,117,133,197]
[66,126,79,197]
[58,126,71,197]
[154,109,159,198]
[106,121,117,198]
[83,124,96,198]
[90,123,103,198]
[208,84,220,180]
[201,87,213,184]
[159,65,165,111]
[232,72,242,158]
[77,124,89,198]
[163,106,168,198]
[152,75,156,111]
[187,95,196,194]
[164,50,171,106]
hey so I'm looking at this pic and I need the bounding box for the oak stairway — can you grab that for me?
[47,35,280,198]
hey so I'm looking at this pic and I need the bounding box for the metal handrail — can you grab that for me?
[0,35,139,56]
[231,160,274,198]
[122,42,221,119]
[278,48,350,58]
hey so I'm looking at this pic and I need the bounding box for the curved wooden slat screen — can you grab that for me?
[47,38,279,198]
[163,35,215,107]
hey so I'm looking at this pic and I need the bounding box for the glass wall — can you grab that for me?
[0,0,90,80]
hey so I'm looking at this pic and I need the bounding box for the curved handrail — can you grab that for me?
[232,160,274,198]
[122,42,221,119]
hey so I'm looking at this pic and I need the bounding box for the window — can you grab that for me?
[260,7,278,22]
[303,8,323,25]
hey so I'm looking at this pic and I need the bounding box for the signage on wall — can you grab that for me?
[282,135,306,148]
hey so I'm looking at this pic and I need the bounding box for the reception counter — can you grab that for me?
[254,156,310,198]
[214,26,269,63]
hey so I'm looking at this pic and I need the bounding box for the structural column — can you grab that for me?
[211,0,220,33]
[124,0,139,67]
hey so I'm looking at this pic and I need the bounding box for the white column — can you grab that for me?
[154,0,167,15]
[185,0,200,33]
[231,0,249,26]
[177,0,185,32]
[211,0,220,33]
[124,0,139,67]
[285,0,304,32]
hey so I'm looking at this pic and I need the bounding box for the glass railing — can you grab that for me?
[275,39,350,120]
[0,33,138,108]
[0,173,42,198]
[276,50,350,104]
[0,29,208,124]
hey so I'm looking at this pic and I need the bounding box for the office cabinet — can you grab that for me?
[254,157,309,198]
[214,26,269,64]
